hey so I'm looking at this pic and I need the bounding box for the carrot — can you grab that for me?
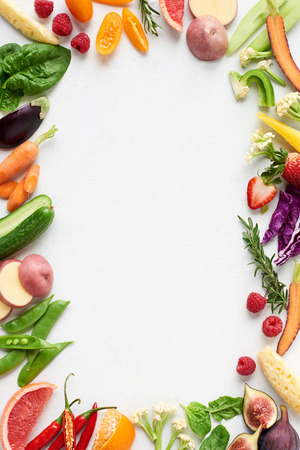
[0,125,57,185]
[266,0,300,91]
[7,177,28,212]
[24,164,40,194]
[277,261,300,356]
[0,181,17,198]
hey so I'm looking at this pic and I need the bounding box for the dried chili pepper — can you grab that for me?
[62,373,76,450]
[25,399,80,450]
[76,402,98,450]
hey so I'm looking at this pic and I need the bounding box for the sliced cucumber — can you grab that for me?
[0,195,52,239]
[0,205,54,259]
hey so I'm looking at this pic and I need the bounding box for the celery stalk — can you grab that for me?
[227,0,286,55]
[249,0,300,51]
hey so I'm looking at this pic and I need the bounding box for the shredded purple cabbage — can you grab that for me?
[275,227,300,266]
[278,185,300,252]
[261,191,292,244]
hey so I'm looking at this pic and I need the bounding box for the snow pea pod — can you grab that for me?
[0,335,58,350]
[18,341,73,387]
[0,349,26,376]
[27,299,70,368]
[1,295,53,333]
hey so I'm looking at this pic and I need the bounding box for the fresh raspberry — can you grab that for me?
[52,13,73,36]
[34,0,54,18]
[246,292,267,313]
[236,356,256,376]
[71,33,90,54]
[262,316,283,337]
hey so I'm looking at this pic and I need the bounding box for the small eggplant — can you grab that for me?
[0,97,50,148]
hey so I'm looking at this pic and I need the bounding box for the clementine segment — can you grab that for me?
[92,409,135,450]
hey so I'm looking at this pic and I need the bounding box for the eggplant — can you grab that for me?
[0,97,50,148]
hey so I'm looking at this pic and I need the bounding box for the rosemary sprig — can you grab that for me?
[238,216,288,313]
[139,0,161,36]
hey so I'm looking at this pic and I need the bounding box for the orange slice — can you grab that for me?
[92,409,135,450]
[1,381,57,450]
[159,0,184,32]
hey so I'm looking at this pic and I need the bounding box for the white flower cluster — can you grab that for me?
[130,408,149,424]
[276,92,300,117]
[172,418,188,431]
[257,59,272,70]
[178,433,196,449]
[153,402,177,415]
[239,47,254,67]
[245,129,275,162]
[236,84,249,99]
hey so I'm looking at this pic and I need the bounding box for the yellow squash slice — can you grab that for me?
[0,0,59,45]
[258,346,300,415]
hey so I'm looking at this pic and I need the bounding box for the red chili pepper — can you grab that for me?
[76,402,98,450]
[63,373,76,450]
[25,399,80,450]
[48,406,116,450]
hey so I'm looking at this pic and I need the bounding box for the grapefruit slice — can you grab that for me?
[1,381,57,450]
[92,409,135,450]
[159,0,184,32]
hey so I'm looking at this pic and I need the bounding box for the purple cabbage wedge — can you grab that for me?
[261,191,293,244]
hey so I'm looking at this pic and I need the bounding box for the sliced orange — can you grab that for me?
[92,409,135,450]
[1,381,57,450]
[122,8,149,52]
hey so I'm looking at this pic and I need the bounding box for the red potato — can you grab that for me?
[0,299,12,321]
[189,0,237,26]
[18,254,53,298]
[186,15,228,61]
[0,261,33,308]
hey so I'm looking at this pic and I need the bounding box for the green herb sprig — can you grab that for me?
[139,0,161,36]
[239,216,288,313]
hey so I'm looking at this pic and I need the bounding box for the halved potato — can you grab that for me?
[188,0,237,26]
[0,261,33,308]
[0,299,12,321]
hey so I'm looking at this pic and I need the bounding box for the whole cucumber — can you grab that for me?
[0,206,54,259]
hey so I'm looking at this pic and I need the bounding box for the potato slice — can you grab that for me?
[0,0,59,45]
[0,299,12,321]
[0,261,33,308]
[188,0,237,26]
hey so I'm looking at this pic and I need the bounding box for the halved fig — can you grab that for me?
[243,384,277,431]
[228,425,262,449]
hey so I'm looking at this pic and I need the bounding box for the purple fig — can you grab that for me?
[243,384,277,431]
[0,97,50,148]
[258,405,300,449]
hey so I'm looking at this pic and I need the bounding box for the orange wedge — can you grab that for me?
[92,409,135,450]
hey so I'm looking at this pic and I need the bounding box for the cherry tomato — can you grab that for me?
[65,0,93,22]
[96,12,123,55]
[122,7,149,52]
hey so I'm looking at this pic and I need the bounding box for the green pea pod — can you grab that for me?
[0,349,26,376]
[18,341,73,387]
[0,335,58,350]
[1,296,54,333]
[27,300,70,369]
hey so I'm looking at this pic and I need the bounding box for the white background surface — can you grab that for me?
[1,0,300,447]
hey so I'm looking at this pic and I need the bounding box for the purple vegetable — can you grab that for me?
[275,227,300,266]
[278,185,300,252]
[261,191,293,244]
[0,97,49,148]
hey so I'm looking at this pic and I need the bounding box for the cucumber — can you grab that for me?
[0,206,54,259]
[0,194,52,239]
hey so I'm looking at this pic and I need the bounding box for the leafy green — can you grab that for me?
[180,402,211,439]
[0,43,23,111]
[199,425,230,450]
[208,396,243,422]
[2,43,71,96]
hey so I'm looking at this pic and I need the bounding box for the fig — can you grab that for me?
[243,384,277,431]
[258,405,300,449]
[228,425,262,449]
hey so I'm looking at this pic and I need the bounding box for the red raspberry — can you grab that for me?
[247,292,267,313]
[236,356,256,376]
[262,316,283,337]
[52,13,73,36]
[34,0,54,18]
[71,33,90,54]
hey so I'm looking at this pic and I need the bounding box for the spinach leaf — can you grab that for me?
[2,43,71,95]
[208,396,243,422]
[0,43,21,60]
[181,402,211,439]
[199,425,230,450]
[0,43,23,111]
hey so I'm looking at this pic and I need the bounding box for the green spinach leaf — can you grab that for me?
[180,402,211,439]
[208,396,243,422]
[2,43,71,95]
[199,425,230,450]
[0,43,23,111]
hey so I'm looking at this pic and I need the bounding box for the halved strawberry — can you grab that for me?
[247,176,277,210]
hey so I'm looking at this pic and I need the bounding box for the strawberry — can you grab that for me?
[247,176,277,210]
[282,153,300,189]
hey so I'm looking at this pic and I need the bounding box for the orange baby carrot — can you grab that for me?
[24,164,40,194]
[0,125,57,185]
[7,178,28,212]
[0,181,18,198]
